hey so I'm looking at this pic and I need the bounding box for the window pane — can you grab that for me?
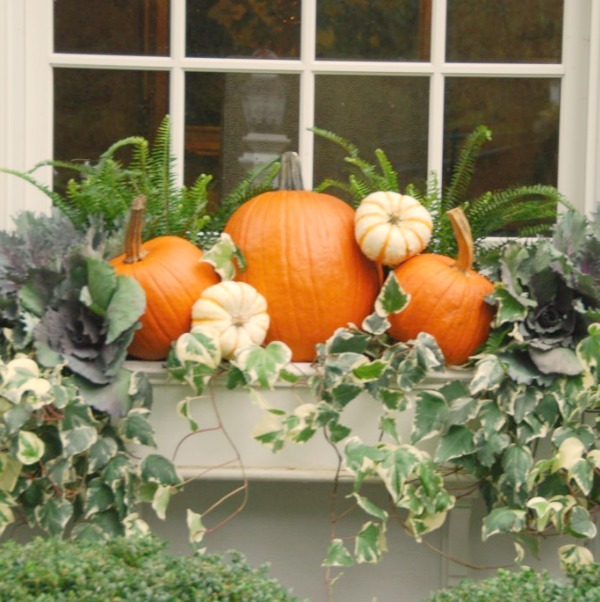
[444,77,560,195]
[185,71,299,200]
[186,1,300,58]
[317,0,431,61]
[314,76,429,197]
[446,0,563,63]
[54,0,169,55]
[54,69,169,189]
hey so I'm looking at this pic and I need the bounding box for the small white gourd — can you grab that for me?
[191,281,270,359]
[354,191,433,266]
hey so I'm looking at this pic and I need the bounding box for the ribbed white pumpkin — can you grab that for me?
[354,191,433,266]
[191,281,270,359]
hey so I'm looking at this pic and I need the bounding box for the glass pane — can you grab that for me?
[54,0,169,55]
[446,0,563,63]
[186,0,300,58]
[444,77,560,195]
[317,0,431,61]
[314,76,429,198]
[185,71,299,200]
[54,69,169,190]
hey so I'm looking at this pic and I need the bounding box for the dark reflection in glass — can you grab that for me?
[317,0,431,61]
[185,71,299,205]
[54,69,169,190]
[186,0,300,58]
[314,75,429,200]
[54,0,169,55]
[446,0,563,63]
[444,77,560,197]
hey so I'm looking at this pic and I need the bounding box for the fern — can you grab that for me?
[443,125,492,212]
[313,125,567,260]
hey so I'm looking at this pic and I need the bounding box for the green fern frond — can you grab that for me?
[443,125,492,211]
[314,178,354,196]
[375,149,399,192]
[311,126,360,158]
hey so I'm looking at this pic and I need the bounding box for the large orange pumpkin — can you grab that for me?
[224,152,381,362]
[110,195,219,361]
[387,207,494,366]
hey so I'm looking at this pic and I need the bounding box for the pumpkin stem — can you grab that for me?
[447,206,474,273]
[279,151,304,191]
[123,194,149,264]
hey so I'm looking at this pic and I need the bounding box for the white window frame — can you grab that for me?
[1,0,599,230]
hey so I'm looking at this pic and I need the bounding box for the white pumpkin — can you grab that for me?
[191,281,270,359]
[354,191,433,266]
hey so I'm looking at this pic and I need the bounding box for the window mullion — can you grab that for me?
[170,0,186,190]
[558,0,591,212]
[428,0,447,183]
[299,0,317,189]
[585,0,600,217]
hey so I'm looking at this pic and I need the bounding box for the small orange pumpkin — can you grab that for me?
[224,152,381,362]
[387,207,494,365]
[110,195,219,361]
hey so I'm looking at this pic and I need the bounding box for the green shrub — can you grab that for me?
[424,565,600,602]
[0,536,301,601]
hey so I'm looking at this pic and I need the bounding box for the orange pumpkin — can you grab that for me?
[387,207,494,366]
[110,195,219,361]
[224,152,381,362]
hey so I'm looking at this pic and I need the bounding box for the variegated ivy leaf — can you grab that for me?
[16,430,45,465]
[527,497,564,532]
[559,544,594,568]
[140,454,182,487]
[327,327,370,355]
[177,397,199,432]
[446,396,479,428]
[435,425,474,463]
[118,408,156,447]
[200,232,245,281]
[411,333,445,371]
[60,425,98,456]
[45,457,74,489]
[152,484,176,520]
[406,510,449,541]
[0,453,21,492]
[469,354,506,395]
[344,437,385,477]
[375,444,423,503]
[482,507,527,541]
[352,359,388,382]
[171,328,222,395]
[374,272,410,317]
[187,509,206,546]
[0,499,15,537]
[577,323,600,374]
[175,328,222,371]
[322,539,354,567]
[568,458,594,496]
[16,377,52,408]
[355,521,387,564]
[500,445,533,493]
[35,497,73,536]
[87,437,119,473]
[84,479,115,519]
[123,513,151,538]
[553,437,586,472]
[568,505,597,539]
[361,311,390,336]
[411,390,448,444]
[232,341,292,389]
[350,493,388,521]
[4,357,40,383]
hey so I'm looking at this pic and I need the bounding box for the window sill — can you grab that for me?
[126,361,473,482]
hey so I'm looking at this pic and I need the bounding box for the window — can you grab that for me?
[1,0,599,230]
